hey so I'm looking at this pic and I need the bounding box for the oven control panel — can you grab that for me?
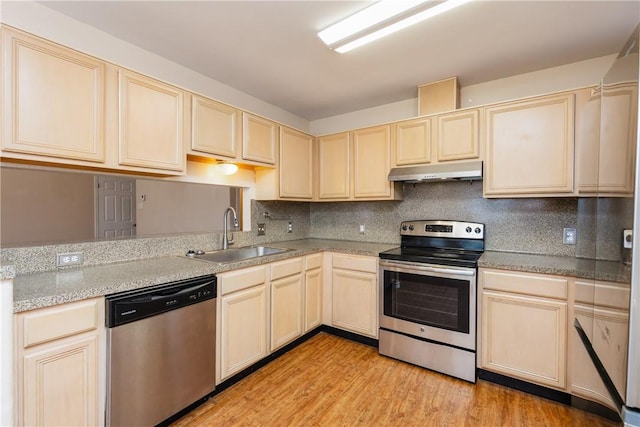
[400,220,484,239]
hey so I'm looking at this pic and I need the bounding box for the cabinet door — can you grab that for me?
[484,93,575,196]
[481,290,567,389]
[305,267,323,332]
[317,132,350,200]
[1,27,105,162]
[332,268,377,338]
[436,109,479,161]
[242,112,277,165]
[598,82,637,194]
[279,127,313,199]
[22,335,99,427]
[394,118,432,166]
[118,69,186,172]
[271,273,303,351]
[353,125,392,199]
[191,94,239,159]
[219,284,268,382]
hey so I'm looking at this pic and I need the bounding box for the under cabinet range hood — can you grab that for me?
[388,160,483,183]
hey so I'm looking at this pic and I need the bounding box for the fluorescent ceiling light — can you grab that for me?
[318,0,429,46]
[319,0,474,54]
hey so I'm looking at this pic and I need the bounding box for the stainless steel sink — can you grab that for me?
[188,246,291,264]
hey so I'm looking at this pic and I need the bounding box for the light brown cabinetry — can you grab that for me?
[436,109,480,161]
[270,258,304,351]
[279,127,314,199]
[15,298,104,427]
[394,117,432,165]
[331,253,378,338]
[484,93,575,197]
[1,26,106,164]
[317,132,351,200]
[479,269,568,390]
[242,112,277,165]
[116,69,186,173]
[189,94,240,159]
[304,253,323,332]
[353,125,396,199]
[216,265,269,384]
[572,280,629,408]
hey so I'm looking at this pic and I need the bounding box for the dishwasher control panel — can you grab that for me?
[106,274,217,327]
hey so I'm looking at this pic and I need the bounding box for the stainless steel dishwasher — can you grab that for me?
[105,274,216,427]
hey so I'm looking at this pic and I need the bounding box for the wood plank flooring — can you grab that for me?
[172,332,620,426]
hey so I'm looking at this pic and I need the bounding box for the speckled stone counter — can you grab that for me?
[479,251,631,284]
[1,264,15,280]
[13,239,397,313]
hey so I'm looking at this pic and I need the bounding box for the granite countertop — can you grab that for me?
[12,239,397,313]
[479,250,631,284]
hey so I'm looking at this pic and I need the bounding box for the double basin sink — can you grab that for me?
[186,245,291,264]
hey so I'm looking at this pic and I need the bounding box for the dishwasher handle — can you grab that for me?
[106,275,217,327]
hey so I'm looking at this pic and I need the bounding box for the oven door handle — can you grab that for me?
[421,266,475,276]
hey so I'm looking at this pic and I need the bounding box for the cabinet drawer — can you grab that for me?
[20,299,99,348]
[271,257,303,280]
[332,253,377,273]
[481,269,567,300]
[305,253,323,270]
[220,265,267,295]
[575,280,630,309]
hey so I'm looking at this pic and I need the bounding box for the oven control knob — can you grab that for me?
[475,227,481,234]
[408,225,414,231]
[420,327,425,332]
[465,226,472,233]
[401,225,407,231]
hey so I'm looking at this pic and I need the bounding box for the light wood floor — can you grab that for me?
[172,332,620,426]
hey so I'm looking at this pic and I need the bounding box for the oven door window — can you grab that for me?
[383,270,470,333]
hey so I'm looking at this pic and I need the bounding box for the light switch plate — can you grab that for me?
[624,229,633,249]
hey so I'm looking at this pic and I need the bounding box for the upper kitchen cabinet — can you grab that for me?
[279,126,314,199]
[484,92,575,197]
[317,132,351,200]
[394,117,432,166]
[353,125,402,200]
[189,94,240,160]
[436,109,480,162]
[116,69,187,174]
[1,26,106,164]
[242,112,277,166]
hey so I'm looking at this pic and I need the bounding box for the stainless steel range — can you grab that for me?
[378,220,484,383]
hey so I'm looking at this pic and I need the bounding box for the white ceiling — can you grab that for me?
[40,1,639,121]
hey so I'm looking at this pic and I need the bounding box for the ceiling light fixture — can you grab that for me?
[215,161,239,175]
[319,0,473,54]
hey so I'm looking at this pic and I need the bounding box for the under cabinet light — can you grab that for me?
[215,161,239,175]
[319,0,473,54]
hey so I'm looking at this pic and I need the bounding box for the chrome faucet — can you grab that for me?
[223,207,239,249]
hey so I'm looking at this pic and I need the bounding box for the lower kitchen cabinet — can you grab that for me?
[304,253,323,332]
[270,258,304,352]
[331,253,378,338]
[14,298,104,427]
[479,269,568,390]
[217,265,269,384]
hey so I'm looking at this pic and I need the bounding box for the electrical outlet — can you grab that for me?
[624,229,633,249]
[563,228,577,245]
[287,222,293,233]
[359,224,365,234]
[57,252,84,267]
[257,223,266,236]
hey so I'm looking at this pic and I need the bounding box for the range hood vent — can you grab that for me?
[388,160,483,183]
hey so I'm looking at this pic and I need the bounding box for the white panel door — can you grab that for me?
[95,176,136,239]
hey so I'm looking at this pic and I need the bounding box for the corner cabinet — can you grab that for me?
[1,26,106,164]
[279,127,314,199]
[116,69,186,173]
[484,93,575,197]
[331,253,378,338]
[479,269,568,390]
[317,132,351,200]
[15,298,105,427]
[242,112,277,165]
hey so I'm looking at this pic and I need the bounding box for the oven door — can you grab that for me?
[379,259,476,350]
